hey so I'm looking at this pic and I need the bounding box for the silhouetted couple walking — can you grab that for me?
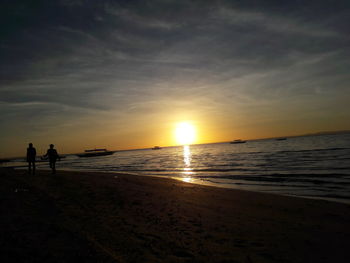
[27,143,60,174]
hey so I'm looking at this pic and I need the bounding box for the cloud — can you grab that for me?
[105,7,183,31]
[0,0,349,154]
[214,7,339,38]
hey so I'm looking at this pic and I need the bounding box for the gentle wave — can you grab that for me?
[276,147,350,153]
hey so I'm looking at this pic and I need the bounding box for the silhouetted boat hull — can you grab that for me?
[77,149,114,157]
[275,138,287,141]
[230,140,246,144]
[152,146,161,150]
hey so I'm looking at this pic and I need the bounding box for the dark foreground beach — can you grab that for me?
[1,168,349,263]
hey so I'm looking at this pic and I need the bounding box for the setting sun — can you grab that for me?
[175,122,196,145]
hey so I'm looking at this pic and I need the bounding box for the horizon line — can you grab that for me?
[2,129,349,160]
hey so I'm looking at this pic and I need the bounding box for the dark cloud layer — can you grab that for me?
[1,0,350,154]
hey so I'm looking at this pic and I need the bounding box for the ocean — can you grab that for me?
[4,133,350,204]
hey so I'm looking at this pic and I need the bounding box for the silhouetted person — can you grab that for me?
[26,143,36,175]
[44,144,60,174]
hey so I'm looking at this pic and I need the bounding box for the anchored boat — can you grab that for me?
[230,139,246,144]
[152,146,162,150]
[77,149,114,157]
[275,138,287,141]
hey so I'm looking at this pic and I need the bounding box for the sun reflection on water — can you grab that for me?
[182,177,193,183]
[183,145,191,167]
[182,145,193,182]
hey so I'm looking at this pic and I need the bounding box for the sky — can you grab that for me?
[1,0,350,157]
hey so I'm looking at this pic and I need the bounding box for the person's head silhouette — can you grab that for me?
[29,143,33,148]
[50,144,54,149]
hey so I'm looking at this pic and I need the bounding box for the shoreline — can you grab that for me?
[1,168,350,262]
[10,167,350,205]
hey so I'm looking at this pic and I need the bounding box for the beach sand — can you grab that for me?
[1,168,349,263]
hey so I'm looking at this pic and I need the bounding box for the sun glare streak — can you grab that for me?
[182,145,193,182]
[182,177,193,183]
[175,122,196,145]
[183,145,191,167]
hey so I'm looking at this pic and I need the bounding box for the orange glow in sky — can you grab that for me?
[1,1,350,159]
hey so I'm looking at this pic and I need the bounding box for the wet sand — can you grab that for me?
[1,168,349,263]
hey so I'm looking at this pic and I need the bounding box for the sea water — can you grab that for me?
[5,133,350,203]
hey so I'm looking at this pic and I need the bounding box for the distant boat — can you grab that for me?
[152,146,162,150]
[275,138,287,141]
[230,139,246,144]
[77,149,114,157]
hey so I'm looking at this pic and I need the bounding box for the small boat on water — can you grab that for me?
[230,139,246,144]
[275,138,287,141]
[77,149,114,157]
[152,146,161,150]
